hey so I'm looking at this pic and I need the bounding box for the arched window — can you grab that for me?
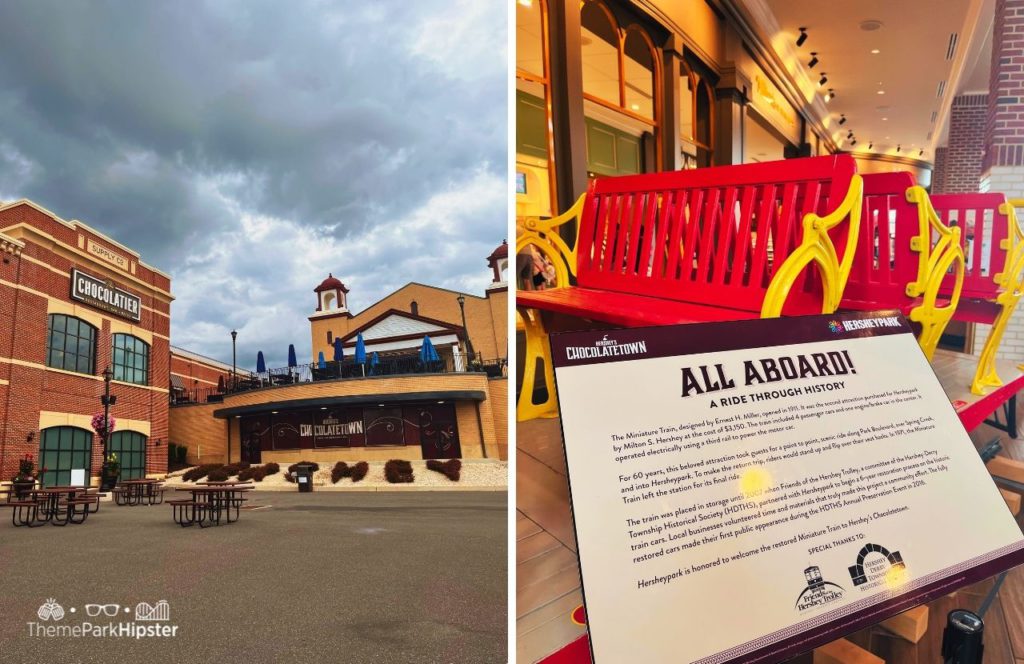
[678,59,715,169]
[327,330,333,344]
[516,0,557,218]
[39,426,92,487]
[108,431,146,480]
[113,334,149,385]
[410,301,419,316]
[46,315,96,375]
[579,0,662,173]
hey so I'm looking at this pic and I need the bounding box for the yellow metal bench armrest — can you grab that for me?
[516,194,585,288]
[1000,199,1024,291]
[761,174,863,317]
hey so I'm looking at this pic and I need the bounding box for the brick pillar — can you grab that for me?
[977,0,1024,362]
[945,94,987,192]
[931,147,948,193]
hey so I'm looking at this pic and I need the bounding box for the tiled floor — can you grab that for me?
[516,402,1024,664]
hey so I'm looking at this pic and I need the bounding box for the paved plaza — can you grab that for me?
[0,491,507,664]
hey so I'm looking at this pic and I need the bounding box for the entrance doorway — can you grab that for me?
[414,404,462,459]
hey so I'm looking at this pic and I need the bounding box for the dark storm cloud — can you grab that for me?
[0,0,507,367]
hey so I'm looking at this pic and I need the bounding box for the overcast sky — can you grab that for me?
[0,0,507,369]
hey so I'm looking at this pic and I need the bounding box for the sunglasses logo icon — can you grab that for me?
[85,604,120,617]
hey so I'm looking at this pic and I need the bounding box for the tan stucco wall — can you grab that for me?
[310,283,507,363]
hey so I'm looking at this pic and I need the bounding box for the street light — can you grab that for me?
[231,329,237,391]
[100,366,117,488]
[456,294,475,364]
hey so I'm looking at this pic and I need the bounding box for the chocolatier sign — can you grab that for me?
[70,268,141,321]
[551,311,1024,663]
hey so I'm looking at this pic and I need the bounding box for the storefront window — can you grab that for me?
[46,314,96,375]
[39,426,92,487]
[679,65,695,143]
[695,81,714,167]
[108,431,146,480]
[581,1,621,107]
[622,28,655,120]
[516,0,556,219]
[112,333,149,385]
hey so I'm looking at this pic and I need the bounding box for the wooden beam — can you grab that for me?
[813,639,884,664]
[987,455,1024,484]
[880,605,929,643]
[1001,487,1022,515]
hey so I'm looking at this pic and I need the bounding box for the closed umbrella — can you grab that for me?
[355,333,367,376]
[288,344,297,368]
[333,337,344,362]
[256,350,267,386]
[370,351,380,375]
[420,335,440,371]
[317,351,326,369]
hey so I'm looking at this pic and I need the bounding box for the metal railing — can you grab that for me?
[170,354,507,405]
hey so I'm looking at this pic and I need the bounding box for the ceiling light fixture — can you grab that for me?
[871,48,880,54]
[819,73,828,87]
[797,27,808,47]
[847,130,854,140]
[825,88,835,102]
[868,142,873,149]
[896,145,901,153]
[851,139,857,146]
[919,149,924,156]
[877,90,885,95]
[808,52,819,69]
[838,114,847,125]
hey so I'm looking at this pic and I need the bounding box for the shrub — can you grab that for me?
[287,461,320,473]
[284,472,295,483]
[384,459,414,483]
[237,467,255,482]
[350,461,369,483]
[426,458,462,481]
[264,462,280,475]
[331,462,350,484]
[207,468,229,482]
[252,468,267,482]
[182,464,220,483]
[222,464,241,477]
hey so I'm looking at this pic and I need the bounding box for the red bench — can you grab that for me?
[517,155,863,419]
[840,171,965,359]
[929,193,1024,394]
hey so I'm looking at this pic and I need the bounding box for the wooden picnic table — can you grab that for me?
[113,478,165,506]
[170,485,253,528]
[6,486,96,526]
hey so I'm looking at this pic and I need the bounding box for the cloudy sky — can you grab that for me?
[0,0,507,368]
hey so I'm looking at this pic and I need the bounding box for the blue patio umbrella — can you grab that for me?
[288,344,297,368]
[354,333,367,364]
[370,351,380,375]
[333,337,344,362]
[256,351,266,374]
[317,351,326,369]
[420,335,440,363]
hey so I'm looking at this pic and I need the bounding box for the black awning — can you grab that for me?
[211,390,487,419]
[170,374,185,390]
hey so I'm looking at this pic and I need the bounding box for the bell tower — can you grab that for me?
[314,273,350,314]
[486,240,508,292]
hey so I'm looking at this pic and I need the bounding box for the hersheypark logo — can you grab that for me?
[28,598,178,639]
[565,335,648,361]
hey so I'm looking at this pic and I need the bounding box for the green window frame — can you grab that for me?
[108,431,146,480]
[39,426,93,487]
[112,334,149,385]
[46,314,96,375]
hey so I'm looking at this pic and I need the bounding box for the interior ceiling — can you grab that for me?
[763,0,985,157]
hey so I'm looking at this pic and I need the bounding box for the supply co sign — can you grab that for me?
[70,269,141,321]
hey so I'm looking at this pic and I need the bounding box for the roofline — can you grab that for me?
[212,390,487,418]
[170,345,254,375]
[349,282,490,318]
[339,308,465,343]
[0,199,172,279]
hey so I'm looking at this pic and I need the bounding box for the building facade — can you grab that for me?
[169,243,509,464]
[0,200,172,486]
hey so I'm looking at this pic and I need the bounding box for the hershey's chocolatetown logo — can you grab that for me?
[794,565,845,611]
[565,334,648,361]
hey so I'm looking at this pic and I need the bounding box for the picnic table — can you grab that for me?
[113,479,166,506]
[170,484,252,528]
[2,486,102,527]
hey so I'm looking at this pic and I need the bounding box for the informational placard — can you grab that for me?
[551,311,1024,664]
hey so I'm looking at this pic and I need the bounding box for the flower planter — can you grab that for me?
[100,468,120,491]
[11,478,34,500]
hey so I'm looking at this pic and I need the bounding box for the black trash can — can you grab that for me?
[293,463,315,492]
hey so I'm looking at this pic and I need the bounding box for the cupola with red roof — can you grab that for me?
[486,240,508,291]
[314,272,350,314]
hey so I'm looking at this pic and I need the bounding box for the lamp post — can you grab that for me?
[456,294,475,365]
[100,366,117,488]
[231,329,237,391]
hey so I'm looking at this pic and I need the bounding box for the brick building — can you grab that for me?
[170,346,251,403]
[168,241,509,463]
[0,199,172,486]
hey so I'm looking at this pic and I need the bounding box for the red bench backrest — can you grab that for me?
[929,193,1008,300]
[841,171,922,306]
[574,155,858,314]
